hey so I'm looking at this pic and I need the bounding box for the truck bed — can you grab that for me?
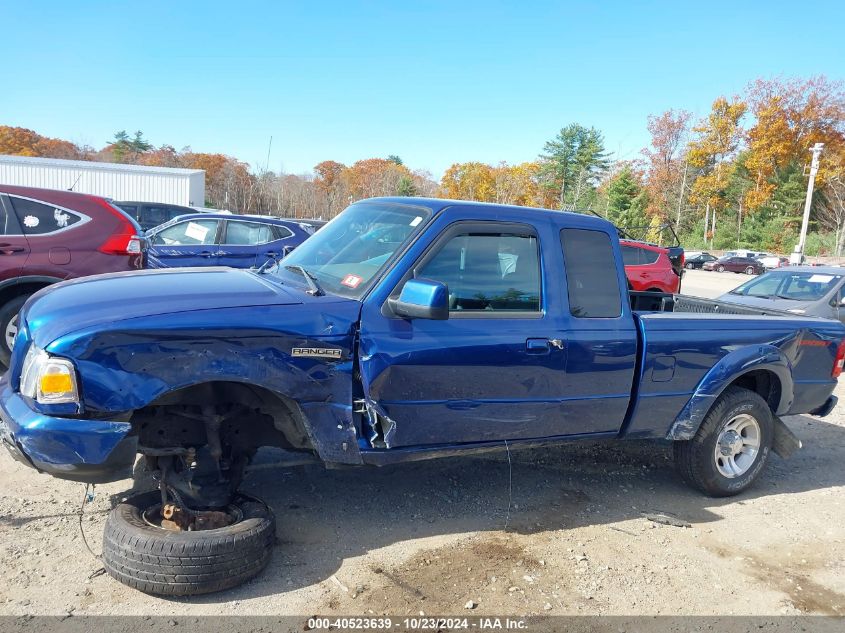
[629,291,794,317]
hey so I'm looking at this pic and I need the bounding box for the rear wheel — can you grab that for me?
[674,386,773,497]
[716,264,725,272]
[102,490,275,596]
[685,262,695,270]
[0,295,28,366]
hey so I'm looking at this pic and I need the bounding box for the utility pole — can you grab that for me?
[675,163,688,232]
[792,143,825,264]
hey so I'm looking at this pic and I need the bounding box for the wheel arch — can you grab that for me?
[129,380,315,453]
[0,276,62,307]
[667,345,793,440]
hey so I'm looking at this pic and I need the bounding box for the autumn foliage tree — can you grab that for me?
[0,126,81,159]
[687,96,747,245]
[642,110,691,225]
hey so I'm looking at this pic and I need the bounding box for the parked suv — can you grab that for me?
[619,239,683,293]
[145,213,313,269]
[0,185,144,364]
[113,201,203,231]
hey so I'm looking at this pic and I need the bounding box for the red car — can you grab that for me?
[620,239,683,293]
[0,185,144,364]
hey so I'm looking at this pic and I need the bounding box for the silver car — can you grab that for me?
[718,266,845,324]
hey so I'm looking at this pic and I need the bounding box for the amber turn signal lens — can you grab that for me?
[40,372,73,394]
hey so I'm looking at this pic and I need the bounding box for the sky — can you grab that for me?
[3,1,844,178]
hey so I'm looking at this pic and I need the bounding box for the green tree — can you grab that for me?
[539,124,610,210]
[397,174,417,197]
[386,155,403,165]
[606,166,648,228]
[111,129,152,163]
[111,130,131,162]
[130,130,152,153]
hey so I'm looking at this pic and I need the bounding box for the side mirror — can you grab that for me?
[390,279,449,320]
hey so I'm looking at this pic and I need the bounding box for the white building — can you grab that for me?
[0,154,205,206]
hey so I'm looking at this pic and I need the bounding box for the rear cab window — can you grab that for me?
[560,229,622,318]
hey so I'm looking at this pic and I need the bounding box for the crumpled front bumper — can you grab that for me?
[0,374,136,483]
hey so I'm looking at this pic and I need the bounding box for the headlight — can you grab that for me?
[19,344,80,405]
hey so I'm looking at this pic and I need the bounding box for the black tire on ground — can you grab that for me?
[0,295,28,367]
[673,386,773,497]
[102,490,275,596]
[716,264,725,272]
[685,262,695,269]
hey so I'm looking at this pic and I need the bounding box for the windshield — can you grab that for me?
[270,201,431,298]
[730,271,843,301]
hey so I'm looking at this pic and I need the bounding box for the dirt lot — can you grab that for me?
[1,269,844,617]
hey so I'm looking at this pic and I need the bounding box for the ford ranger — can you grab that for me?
[1,197,843,595]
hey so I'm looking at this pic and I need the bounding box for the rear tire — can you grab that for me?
[716,264,725,272]
[0,295,28,367]
[673,386,773,497]
[102,491,275,596]
[685,262,694,270]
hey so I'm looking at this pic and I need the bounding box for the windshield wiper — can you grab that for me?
[255,257,278,274]
[285,265,324,296]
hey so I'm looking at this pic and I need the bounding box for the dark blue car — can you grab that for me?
[145,213,314,269]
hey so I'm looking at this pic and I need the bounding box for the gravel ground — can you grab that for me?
[1,269,843,617]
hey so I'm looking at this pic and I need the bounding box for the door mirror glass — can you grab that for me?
[391,279,449,320]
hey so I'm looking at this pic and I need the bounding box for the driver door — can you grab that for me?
[357,219,637,448]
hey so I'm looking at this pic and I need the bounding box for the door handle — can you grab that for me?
[199,250,215,258]
[0,244,25,254]
[525,338,564,354]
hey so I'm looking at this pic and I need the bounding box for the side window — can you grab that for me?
[152,219,218,246]
[560,229,622,318]
[9,197,83,235]
[621,245,641,266]
[222,221,275,245]
[417,231,541,312]
[639,248,659,265]
[273,225,294,240]
[0,198,23,235]
[143,206,171,227]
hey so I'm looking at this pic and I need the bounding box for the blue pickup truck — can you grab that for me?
[1,197,843,596]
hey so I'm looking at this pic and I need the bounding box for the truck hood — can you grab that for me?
[22,267,317,347]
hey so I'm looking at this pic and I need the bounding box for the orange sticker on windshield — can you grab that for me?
[341,274,363,288]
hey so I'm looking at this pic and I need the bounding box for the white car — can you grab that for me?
[757,255,789,269]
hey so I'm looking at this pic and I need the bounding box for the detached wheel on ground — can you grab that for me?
[674,386,773,497]
[0,295,28,366]
[102,490,275,596]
